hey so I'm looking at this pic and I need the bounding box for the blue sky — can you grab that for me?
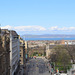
[0,0,75,35]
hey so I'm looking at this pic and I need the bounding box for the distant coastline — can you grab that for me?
[24,37,75,41]
[22,34,75,40]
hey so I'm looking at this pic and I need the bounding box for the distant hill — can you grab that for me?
[22,34,75,38]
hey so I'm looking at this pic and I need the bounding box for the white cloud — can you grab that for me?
[14,26,46,31]
[49,26,75,31]
[2,25,75,34]
[1,25,46,32]
[2,25,13,30]
[49,26,58,30]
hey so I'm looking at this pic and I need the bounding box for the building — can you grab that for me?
[19,36,26,75]
[25,41,28,61]
[59,40,75,45]
[10,30,20,75]
[0,29,10,75]
[65,40,75,45]
[46,45,56,58]
[1,29,20,75]
[0,28,23,75]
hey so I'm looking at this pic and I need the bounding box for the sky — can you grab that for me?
[0,0,75,35]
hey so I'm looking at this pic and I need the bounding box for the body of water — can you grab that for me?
[24,38,75,41]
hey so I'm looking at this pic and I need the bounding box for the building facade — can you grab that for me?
[25,41,28,61]
[19,36,26,75]
[46,45,56,58]
[10,30,20,75]
[0,29,10,75]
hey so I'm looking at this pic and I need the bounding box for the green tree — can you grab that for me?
[50,45,71,72]
[65,45,75,64]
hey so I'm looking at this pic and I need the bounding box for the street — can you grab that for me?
[25,57,52,75]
